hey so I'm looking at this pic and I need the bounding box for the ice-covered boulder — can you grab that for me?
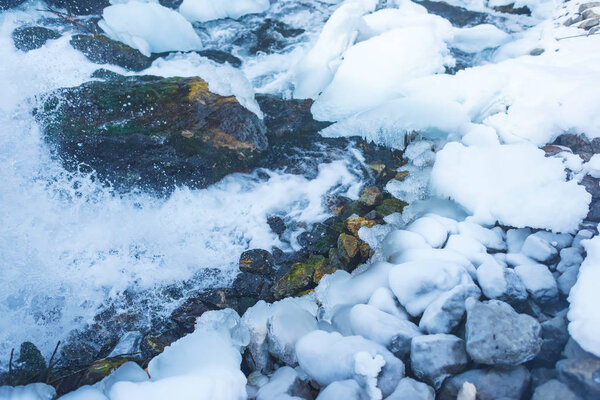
[407,216,449,248]
[256,366,312,400]
[179,0,269,22]
[419,283,481,334]
[367,287,409,319]
[389,260,473,316]
[98,2,202,56]
[475,259,528,303]
[465,299,542,366]
[267,301,317,366]
[295,330,404,397]
[514,264,558,304]
[431,143,591,232]
[316,380,369,400]
[521,234,559,263]
[348,304,420,347]
[410,334,468,389]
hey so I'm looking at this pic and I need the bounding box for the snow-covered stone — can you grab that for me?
[506,228,532,253]
[0,383,56,400]
[557,247,584,273]
[267,301,317,366]
[389,260,473,316]
[407,216,449,248]
[476,259,527,303]
[316,380,368,400]
[256,367,310,400]
[521,234,559,263]
[457,221,506,251]
[465,299,542,366]
[367,287,409,320]
[419,283,481,334]
[380,230,430,261]
[349,303,420,347]
[514,264,559,304]
[411,334,468,389]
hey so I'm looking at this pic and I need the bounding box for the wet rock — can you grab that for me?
[239,249,275,276]
[531,379,582,400]
[298,223,338,255]
[410,334,468,389]
[476,260,528,304]
[557,358,600,400]
[80,357,131,387]
[70,34,153,71]
[417,0,488,27]
[387,377,435,400]
[247,19,304,55]
[345,215,376,236]
[375,198,406,217]
[267,216,286,236]
[256,94,329,139]
[46,0,109,15]
[39,75,267,193]
[12,342,47,385]
[12,26,61,52]
[358,186,383,209]
[389,329,422,361]
[465,299,542,366]
[140,329,181,359]
[271,261,314,300]
[493,3,532,15]
[439,366,530,400]
[196,49,242,67]
[170,297,215,333]
[158,0,183,9]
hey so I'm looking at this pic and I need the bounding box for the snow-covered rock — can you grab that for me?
[267,301,317,366]
[367,287,409,319]
[386,377,434,400]
[465,299,542,366]
[98,2,202,56]
[476,259,528,303]
[348,303,420,347]
[419,283,481,334]
[315,380,368,400]
[521,234,559,263]
[0,383,56,400]
[408,216,449,248]
[514,264,559,304]
[410,334,468,389]
[179,0,270,22]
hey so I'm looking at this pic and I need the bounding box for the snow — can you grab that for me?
[568,235,600,357]
[349,303,421,346]
[521,234,559,263]
[408,216,449,248]
[585,154,600,178]
[98,2,202,56]
[450,24,510,53]
[179,0,270,22]
[431,143,591,233]
[311,27,452,121]
[514,263,558,304]
[0,383,56,400]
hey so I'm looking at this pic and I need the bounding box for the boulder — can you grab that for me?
[239,249,275,276]
[557,358,600,400]
[419,284,481,334]
[12,26,61,52]
[39,75,267,192]
[439,366,530,400]
[386,377,435,400]
[410,334,468,389]
[476,260,528,304]
[531,379,581,400]
[514,264,559,304]
[465,299,542,366]
[70,35,153,71]
[534,312,570,366]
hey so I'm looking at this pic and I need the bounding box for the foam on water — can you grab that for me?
[0,5,364,366]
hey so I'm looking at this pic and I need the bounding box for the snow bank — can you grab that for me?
[179,0,270,23]
[99,2,202,56]
[450,24,510,53]
[568,235,600,357]
[431,142,590,232]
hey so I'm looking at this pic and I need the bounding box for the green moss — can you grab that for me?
[376,198,407,216]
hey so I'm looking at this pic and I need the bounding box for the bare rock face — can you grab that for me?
[39,75,267,193]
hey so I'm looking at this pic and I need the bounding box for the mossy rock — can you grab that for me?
[39,75,267,192]
[11,342,47,385]
[70,35,153,71]
[12,26,61,52]
[376,198,407,217]
[358,186,383,208]
[345,215,376,236]
[272,262,315,300]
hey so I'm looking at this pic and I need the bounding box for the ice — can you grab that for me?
[386,377,434,400]
[267,300,317,365]
[450,24,510,53]
[349,303,421,346]
[419,284,481,334]
[179,0,270,22]
[98,2,202,56]
[444,234,487,265]
[557,247,583,274]
[514,264,558,304]
[379,230,430,261]
[311,26,452,121]
[59,387,108,400]
[367,287,409,319]
[431,143,591,232]
[97,362,149,395]
[487,0,561,18]
[585,154,600,178]
[408,216,449,248]
[109,309,249,400]
[292,0,378,99]
[295,330,404,397]
[0,383,56,400]
[506,228,532,253]
[255,367,302,400]
[388,248,475,279]
[568,235,600,357]
[457,222,506,251]
[389,260,474,316]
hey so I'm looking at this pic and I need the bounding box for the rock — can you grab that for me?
[493,3,531,15]
[375,198,406,217]
[439,366,530,400]
[465,299,542,366]
[272,256,332,299]
[12,342,47,385]
[39,75,267,192]
[0,0,26,10]
[514,264,559,304]
[558,267,580,296]
[70,35,153,71]
[534,312,570,366]
[170,296,215,333]
[410,334,468,390]
[267,304,317,366]
[531,379,582,400]
[580,18,600,30]
[108,331,142,357]
[158,0,183,9]
[389,326,423,361]
[247,19,304,55]
[239,249,275,276]
[563,338,600,360]
[557,358,600,400]
[196,49,242,67]
[580,2,600,13]
[419,284,481,334]
[476,260,528,304]
[140,329,180,359]
[266,216,286,235]
[298,223,338,255]
[316,379,368,400]
[386,377,435,400]
[522,234,559,263]
[12,26,61,52]
[531,367,558,390]
[46,0,109,15]
[558,247,584,273]
[358,186,383,208]
[530,47,545,56]
[345,215,376,236]
[417,0,488,27]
